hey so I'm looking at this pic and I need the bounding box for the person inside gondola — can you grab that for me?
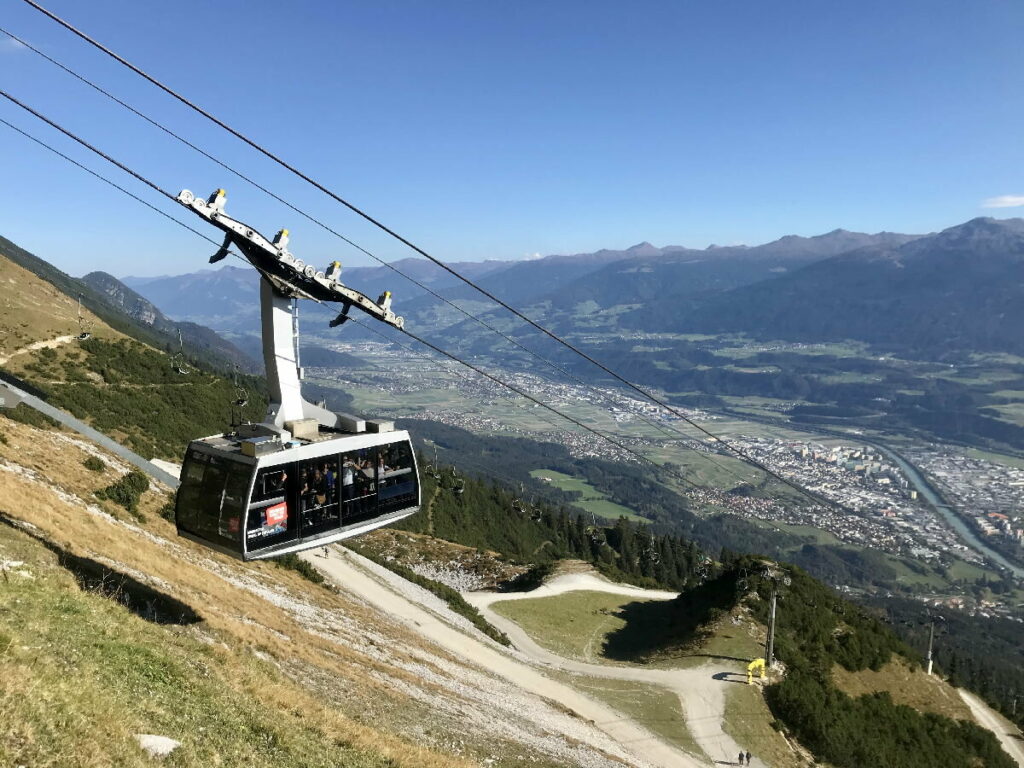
[324,462,336,503]
[342,459,355,501]
[299,468,314,521]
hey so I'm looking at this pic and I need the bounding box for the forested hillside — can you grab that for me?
[13,337,265,460]
[605,557,1014,768]
[873,596,1024,732]
[395,463,707,591]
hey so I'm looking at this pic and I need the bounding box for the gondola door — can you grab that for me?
[298,454,341,539]
[341,447,378,524]
[246,463,298,555]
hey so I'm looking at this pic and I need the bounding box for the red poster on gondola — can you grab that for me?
[265,501,288,527]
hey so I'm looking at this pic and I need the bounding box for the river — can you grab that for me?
[716,408,1024,578]
[872,443,1024,578]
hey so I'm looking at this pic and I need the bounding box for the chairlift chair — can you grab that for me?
[232,365,248,407]
[171,329,190,375]
[511,482,526,514]
[76,295,92,340]
[449,468,465,495]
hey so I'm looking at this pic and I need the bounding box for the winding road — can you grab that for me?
[467,574,766,767]
[308,548,708,768]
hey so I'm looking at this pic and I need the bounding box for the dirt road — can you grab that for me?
[959,689,1024,767]
[468,574,764,767]
[309,547,706,768]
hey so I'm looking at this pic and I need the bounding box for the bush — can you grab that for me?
[159,498,176,523]
[1,404,60,430]
[83,456,106,472]
[96,469,150,514]
[274,553,326,585]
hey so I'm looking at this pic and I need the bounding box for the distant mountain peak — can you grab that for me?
[626,241,660,255]
[933,216,1024,248]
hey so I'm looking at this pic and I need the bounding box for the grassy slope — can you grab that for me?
[492,590,655,663]
[0,253,266,460]
[0,415,586,768]
[0,253,120,357]
[0,522,416,768]
[831,658,975,722]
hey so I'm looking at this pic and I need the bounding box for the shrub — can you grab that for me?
[96,469,150,514]
[1,404,60,430]
[83,456,106,472]
[274,553,326,585]
[159,498,176,523]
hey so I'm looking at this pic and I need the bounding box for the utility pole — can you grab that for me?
[766,584,778,668]
[763,564,789,670]
[926,619,935,676]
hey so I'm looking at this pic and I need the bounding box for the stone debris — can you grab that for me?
[134,734,181,759]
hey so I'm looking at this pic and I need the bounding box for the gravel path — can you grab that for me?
[308,546,704,768]
[469,578,766,767]
[0,334,77,365]
[959,689,1024,767]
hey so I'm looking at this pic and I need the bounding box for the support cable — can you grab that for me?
[18,0,833,506]
[0,95,698,490]
[0,110,912,589]
[0,24,732,471]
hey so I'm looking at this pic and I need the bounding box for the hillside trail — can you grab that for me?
[958,689,1024,767]
[0,334,76,364]
[308,546,705,768]
[468,574,765,767]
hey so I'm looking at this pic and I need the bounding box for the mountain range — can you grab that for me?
[121,226,925,341]
[121,218,1024,361]
[663,217,1024,356]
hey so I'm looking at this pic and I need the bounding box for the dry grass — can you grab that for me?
[0,418,485,767]
[0,254,118,360]
[831,657,975,722]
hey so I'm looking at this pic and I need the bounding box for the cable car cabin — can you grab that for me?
[175,429,419,561]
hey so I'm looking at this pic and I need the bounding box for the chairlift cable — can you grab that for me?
[0,98,692,490]
[16,2,834,508]
[7,97,878,582]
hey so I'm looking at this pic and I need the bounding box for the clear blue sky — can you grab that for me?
[2,0,1023,277]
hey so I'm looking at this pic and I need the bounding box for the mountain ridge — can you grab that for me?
[81,271,257,372]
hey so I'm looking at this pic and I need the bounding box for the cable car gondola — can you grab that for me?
[172,189,419,561]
